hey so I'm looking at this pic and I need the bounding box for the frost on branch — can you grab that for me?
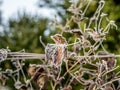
[0,49,8,62]
[0,0,119,90]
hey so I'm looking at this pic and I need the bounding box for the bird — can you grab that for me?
[45,34,67,67]
[51,34,67,44]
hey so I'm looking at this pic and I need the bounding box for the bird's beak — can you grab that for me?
[51,36,55,40]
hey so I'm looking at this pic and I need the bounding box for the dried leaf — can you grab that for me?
[28,65,47,81]
[28,65,38,76]
[70,29,83,36]
[97,51,116,69]
[0,73,8,85]
[37,75,47,89]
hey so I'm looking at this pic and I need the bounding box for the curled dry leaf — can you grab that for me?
[28,65,38,76]
[86,29,105,42]
[28,65,47,81]
[28,65,48,89]
[97,51,116,69]
[37,75,47,89]
[0,73,8,85]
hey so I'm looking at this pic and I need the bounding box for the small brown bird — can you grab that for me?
[51,34,67,44]
[45,34,67,67]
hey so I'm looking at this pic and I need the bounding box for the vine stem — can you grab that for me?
[6,52,45,60]
[4,52,120,60]
[75,54,119,58]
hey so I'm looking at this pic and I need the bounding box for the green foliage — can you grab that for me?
[0,13,50,53]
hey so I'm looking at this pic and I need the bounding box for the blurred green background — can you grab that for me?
[0,0,120,89]
[0,0,120,53]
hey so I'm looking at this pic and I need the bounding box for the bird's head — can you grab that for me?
[51,34,67,44]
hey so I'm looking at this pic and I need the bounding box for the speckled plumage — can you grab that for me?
[45,34,67,67]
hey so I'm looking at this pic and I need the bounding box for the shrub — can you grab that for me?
[0,0,119,90]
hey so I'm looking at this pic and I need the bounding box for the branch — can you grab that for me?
[7,52,45,60]
[1,49,120,61]
[4,53,120,61]
[75,54,120,58]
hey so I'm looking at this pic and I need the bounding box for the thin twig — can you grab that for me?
[39,36,46,48]
[7,52,45,60]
